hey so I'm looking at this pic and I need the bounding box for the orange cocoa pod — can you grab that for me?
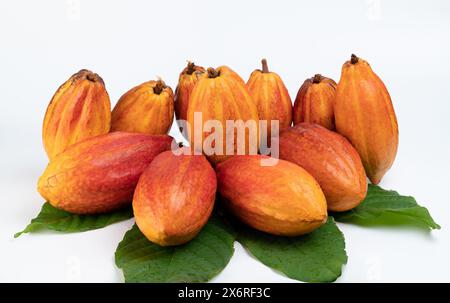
[247,59,292,141]
[293,74,337,130]
[174,62,206,125]
[111,79,174,135]
[279,123,367,212]
[187,66,259,165]
[335,54,399,184]
[37,132,173,214]
[133,147,216,246]
[42,69,111,160]
[216,155,327,236]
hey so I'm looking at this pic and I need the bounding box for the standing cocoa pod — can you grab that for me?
[111,79,174,135]
[38,132,173,214]
[174,62,206,126]
[293,74,337,130]
[133,147,216,246]
[187,66,259,164]
[216,155,327,236]
[42,69,111,160]
[279,123,367,212]
[335,54,399,184]
[247,59,292,141]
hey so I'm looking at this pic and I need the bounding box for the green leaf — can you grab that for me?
[115,214,236,283]
[333,185,440,230]
[237,217,347,283]
[15,202,133,238]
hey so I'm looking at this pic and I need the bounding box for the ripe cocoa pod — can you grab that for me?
[133,147,216,246]
[247,59,292,141]
[279,123,367,212]
[38,132,173,214]
[42,69,111,160]
[216,155,327,236]
[174,62,206,127]
[293,74,337,130]
[111,79,174,135]
[187,66,259,164]
[335,54,399,184]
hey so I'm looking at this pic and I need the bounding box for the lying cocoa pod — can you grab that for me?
[279,123,367,212]
[216,155,327,236]
[174,62,206,134]
[187,66,259,164]
[111,79,174,135]
[43,69,111,160]
[293,74,337,130]
[247,59,292,141]
[133,147,216,246]
[38,132,173,214]
[334,54,399,184]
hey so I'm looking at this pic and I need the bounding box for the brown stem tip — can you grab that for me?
[153,80,166,94]
[186,61,196,75]
[313,74,322,83]
[207,67,220,78]
[351,54,359,64]
[86,72,98,82]
[261,59,269,73]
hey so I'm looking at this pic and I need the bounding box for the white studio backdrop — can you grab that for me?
[0,0,449,282]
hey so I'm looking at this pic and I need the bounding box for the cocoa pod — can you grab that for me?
[293,74,337,130]
[42,69,111,160]
[174,62,206,130]
[247,59,292,141]
[133,147,216,246]
[334,54,399,184]
[38,132,173,214]
[279,123,367,212]
[187,66,259,164]
[216,155,327,236]
[111,79,174,135]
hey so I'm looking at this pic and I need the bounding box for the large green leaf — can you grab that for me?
[333,185,440,230]
[237,217,347,283]
[15,202,133,238]
[115,214,236,283]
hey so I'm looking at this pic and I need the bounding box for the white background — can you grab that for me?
[1,0,449,282]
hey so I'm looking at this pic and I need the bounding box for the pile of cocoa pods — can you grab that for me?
[38,54,398,246]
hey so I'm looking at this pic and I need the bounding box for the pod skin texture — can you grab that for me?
[42,69,111,160]
[334,54,399,184]
[216,155,327,236]
[133,148,217,246]
[38,132,173,214]
[174,62,206,125]
[247,59,292,141]
[293,74,337,130]
[187,66,260,164]
[279,123,367,212]
[111,80,174,135]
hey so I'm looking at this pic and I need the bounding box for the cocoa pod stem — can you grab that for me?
[207,67,220,78]
[186,61,196,75]
[153,80,166,95]
[351,54,359,64]
[261,58,269,73]
[313,74,322,83]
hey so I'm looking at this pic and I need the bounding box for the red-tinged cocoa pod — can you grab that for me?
[111,79,174,135]
[133,147,216,246]
[187,66,260,165]
[42,69,111,160]
[279,123,367,212]
[334,54,399,184]
[293,74,337,130]
[247,59,292,141]
[37,132,173,214]
[174,62,206,127]
[216,155,327,236]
